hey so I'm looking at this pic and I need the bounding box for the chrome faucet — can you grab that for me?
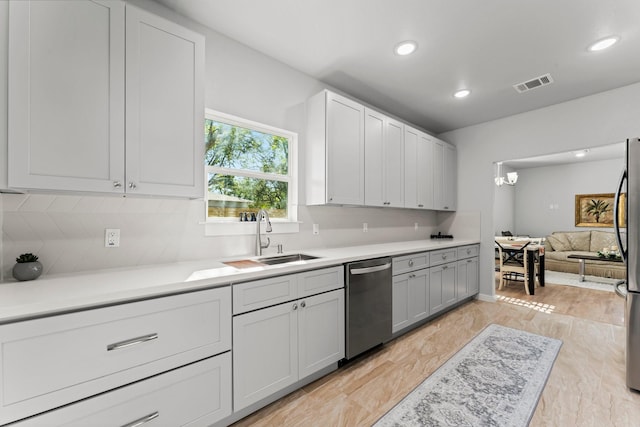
[255,209,272,256]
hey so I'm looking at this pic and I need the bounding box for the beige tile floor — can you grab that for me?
[232,275,640,427]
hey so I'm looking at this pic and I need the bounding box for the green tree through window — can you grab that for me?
[204,112,294,220]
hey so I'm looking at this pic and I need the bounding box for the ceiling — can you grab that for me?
[501,141,625,170]
[153,0,640,134]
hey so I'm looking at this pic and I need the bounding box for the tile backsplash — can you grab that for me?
[1,193,449,281]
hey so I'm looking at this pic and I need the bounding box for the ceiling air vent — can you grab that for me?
[513,73,554,93]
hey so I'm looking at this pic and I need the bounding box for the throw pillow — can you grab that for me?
[566,231,591,251]
[590,230,617,252]
[546,233,572,252]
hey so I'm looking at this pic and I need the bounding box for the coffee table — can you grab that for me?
[567,254,624,282]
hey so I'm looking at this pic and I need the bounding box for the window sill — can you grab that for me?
[203,221,300,236]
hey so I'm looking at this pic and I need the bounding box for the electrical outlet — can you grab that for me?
[312,224,320,235]
[105,229,120,247]
[363,223,368,232]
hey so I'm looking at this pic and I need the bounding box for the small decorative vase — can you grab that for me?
[12,261,43,281]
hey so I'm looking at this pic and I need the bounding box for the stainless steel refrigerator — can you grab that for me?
[614,137,640,391]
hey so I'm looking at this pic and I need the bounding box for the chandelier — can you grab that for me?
[495,162,518,186]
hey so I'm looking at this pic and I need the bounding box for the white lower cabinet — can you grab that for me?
[0,287,231,425]
[429,262,457,313]
[392,269,429,333]
[233,289,345,411]
[13,353,231,427]
[457,257,479,300]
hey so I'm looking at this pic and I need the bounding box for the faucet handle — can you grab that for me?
[261,237,271,249]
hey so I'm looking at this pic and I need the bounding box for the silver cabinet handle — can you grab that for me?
[121,412,159,427]
[418,204,424,207]
[107,333,158,351]
[467,249,471,254]
[408,259,414,267]
[442,255,447,260]
[128,182,137,190]
[409,274,415,278]
[113,181,122,188]
[442,265,448,270]
[300,301,306,308]
[293,303,298,310]
[467,259,473,263]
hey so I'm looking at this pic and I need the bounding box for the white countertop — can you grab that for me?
[0,239,478,324]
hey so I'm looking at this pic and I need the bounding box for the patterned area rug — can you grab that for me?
[373,324,562,427]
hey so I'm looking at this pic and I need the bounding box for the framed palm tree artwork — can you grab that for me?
[575,193,626,227]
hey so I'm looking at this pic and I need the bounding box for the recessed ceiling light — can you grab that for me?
[588,36,620,52]
[395,41,418,56]
[453,89,471,98]
[575,149,589,158]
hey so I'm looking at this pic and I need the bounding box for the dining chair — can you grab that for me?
[496,243,538,295]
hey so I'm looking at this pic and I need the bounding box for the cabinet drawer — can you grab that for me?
[457,245,479,260]
[429,248,457,266]
[233,274,298,314]
[298,266,344,298]
[14,353,232,427]
[0,287,231,426]
[392,252,429,275]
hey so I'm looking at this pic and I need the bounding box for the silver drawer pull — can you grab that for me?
[408,259,414,267]
[442,255,447,260]
[121,411,159,427]
[467,259,473,263]
[107,333,158,351]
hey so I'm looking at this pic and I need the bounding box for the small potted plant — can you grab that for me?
[13,253,43,281]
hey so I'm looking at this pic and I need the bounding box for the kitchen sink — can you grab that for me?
[256,253,320,265]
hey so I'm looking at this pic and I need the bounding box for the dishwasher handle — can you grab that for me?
[350,263,392,275]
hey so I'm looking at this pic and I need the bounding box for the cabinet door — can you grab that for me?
[442,263,457,307]
[404,127,432,209]
[392,275,410,333]
[298,290,345,379]
[233,302,298,411]
[326,92,365,205]
[429,266,444,313]
[365,109,404,207]
[409,269,430,323]
[430,264,456,313]
[443,144,457,210]
[384,117,404,207]
[403,127,419,208]
[364,108,385,207]
[126,5,205,198]
[416,133,434,209]
[8,1,125,192]
[467,257,479,296]
[457,259,469,300]
[432,140,444,210]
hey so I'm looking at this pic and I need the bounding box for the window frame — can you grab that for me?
[203,109,298,236]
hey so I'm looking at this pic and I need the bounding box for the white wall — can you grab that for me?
[514,158,623,237]
[440,81,640,300]
[493,164,516,236]
[0,0,442,279]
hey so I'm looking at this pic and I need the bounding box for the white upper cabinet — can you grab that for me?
[433,138,457,211]
[8,0,125,193]
[404,126,433,209]
[8,1,204,198]
[364,108,404,207]
[125,5,204,198]
[306,90,365,205]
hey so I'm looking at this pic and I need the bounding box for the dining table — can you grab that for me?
[495,238,545,295]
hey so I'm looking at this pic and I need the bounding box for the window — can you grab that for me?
[204,109,297,227]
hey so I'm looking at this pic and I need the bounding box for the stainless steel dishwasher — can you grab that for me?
[345,257,392,360]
